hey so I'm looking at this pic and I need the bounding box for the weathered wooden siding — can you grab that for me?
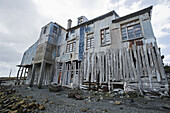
[54,42,168,93]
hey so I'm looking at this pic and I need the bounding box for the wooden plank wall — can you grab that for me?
[56,42,168,92]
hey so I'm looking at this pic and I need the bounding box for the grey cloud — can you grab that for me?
[110,0,157,8]
[162,28,170,33]
[0,0,49,76]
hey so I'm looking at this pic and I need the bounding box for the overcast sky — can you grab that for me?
[0,0,170,77]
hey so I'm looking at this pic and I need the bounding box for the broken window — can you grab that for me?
[53,26,58,34]
[86,33,94,49]
[121,20,142,41]
[43,26,47,34]
[101,27,111,46]
[66,41,76,52]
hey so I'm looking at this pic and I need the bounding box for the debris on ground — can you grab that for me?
[49,84,62,92]
[68,92,84,100]
[0,86,45,113]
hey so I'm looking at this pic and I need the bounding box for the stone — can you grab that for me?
[109,101,113,103]
[102,109,108,112]
[118,90,124,95]
[100,95,103,100]
[56,93,61,96]
[10,109,18,113]
[144,96,151,100]
[96,98,100,102]
[38,105,45,110]
[44,98,48,103]
[27,96,33,99]
[49,84,62,92]
[11,104,20,110]
[162,104,170,110]
[115,101,122,105]
[81,107,89,112]
[126,92,138,98]
[22,108,27,113]
[75,94,83,100]
[26,102,36,109]
[109,94,115,97]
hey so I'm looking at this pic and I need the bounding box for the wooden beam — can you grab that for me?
[154,42,166,79]
[145,44,152,88]
[29,64,36,87]
[37,61,46,89]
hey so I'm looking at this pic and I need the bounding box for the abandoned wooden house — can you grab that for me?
[16,6,169,94]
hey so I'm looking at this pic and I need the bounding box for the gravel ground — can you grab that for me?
[6,85,169,113]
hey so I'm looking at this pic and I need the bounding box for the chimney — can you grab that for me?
[67,19,72,29]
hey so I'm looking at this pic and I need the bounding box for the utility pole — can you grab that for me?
[9,69,12,78]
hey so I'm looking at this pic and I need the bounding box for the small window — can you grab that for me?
[66,41,76,53]
[43,26,47,34]
[121,20,142,41]
[101,27,111,46]
[86,33,94,49]
[53,26,58,34]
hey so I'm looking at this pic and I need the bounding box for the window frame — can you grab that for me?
[100,27,111,46]
[120,20,143,41]
[86,33,94,49]
[66,40,76,53]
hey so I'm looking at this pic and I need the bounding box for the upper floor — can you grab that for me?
[20,6,155,65]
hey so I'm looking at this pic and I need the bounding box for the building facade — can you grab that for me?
[17,6,169,93]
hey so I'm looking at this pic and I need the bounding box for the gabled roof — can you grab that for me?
[112,6,153,23]
[67,10,119,31]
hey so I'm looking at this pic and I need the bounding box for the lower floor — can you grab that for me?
[17,42,169,95]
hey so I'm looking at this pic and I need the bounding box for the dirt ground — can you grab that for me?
[0,84,169,113]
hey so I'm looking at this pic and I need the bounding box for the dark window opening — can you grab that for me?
[53,26,58,34]
[43,26,47,34]
[66,33,69,40]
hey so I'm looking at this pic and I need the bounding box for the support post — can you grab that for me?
[29,64,36,87]
[18,67,24,85]
[37,61,46,89]
[48,64,54,86]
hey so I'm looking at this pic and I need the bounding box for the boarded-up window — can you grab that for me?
[101,27,111,46]
[53,26,58,34]
[66,41,76,52]
[86,33,94,49]
[121,20,142,41]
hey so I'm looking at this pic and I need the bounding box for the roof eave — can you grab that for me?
[112,6,153,23]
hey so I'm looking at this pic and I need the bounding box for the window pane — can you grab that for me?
[128,26,133,30]
[121,28,126,32]
[105,34,111,45]
[73,42,76,51]
[106,28,109,34]
[122,36,127,40]
[134,24,141,28]
[135,30,142,34]
[91,38,94,47]
[70,43,73,52]
[101,30,104,34]
[53,26,58,34]
[128,33,135,39]
[67,44,69,52]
